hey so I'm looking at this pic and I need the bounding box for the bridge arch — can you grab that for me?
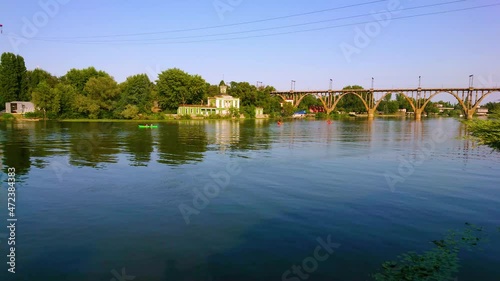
[276,93,317,109]
[331,92,370,113]
[471,90,500,111]
[420,91,467,113]
[373,92,416,113]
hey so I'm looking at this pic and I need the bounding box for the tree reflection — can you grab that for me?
[157,121,208,166]
[0,122,31,177]
[67,122,120,168]
[123,127,154,166]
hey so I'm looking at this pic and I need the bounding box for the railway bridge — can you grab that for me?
[271,87,500,120]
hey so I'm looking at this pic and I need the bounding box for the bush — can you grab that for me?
[241,106,256,119]
[24,111,44,119]
[315,112,327,119]
[0,113,15,121]
[46,112,59,120]
[180,114,192,120]
[121,105,140,119]
[466,111,500,150]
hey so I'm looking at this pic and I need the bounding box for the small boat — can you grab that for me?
[138,125,158,128]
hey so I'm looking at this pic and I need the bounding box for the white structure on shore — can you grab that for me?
[5,102,35,114]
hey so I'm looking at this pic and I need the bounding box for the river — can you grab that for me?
[0,118,499,281]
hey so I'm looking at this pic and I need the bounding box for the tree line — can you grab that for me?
[1,52,498,119]
[0,52,283,119]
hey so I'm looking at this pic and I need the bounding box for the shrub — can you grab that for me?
[466,112,500,150]
[0,113,15,121]
[24,111,44,119]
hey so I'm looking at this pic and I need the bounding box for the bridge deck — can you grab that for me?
[271,88,500,94]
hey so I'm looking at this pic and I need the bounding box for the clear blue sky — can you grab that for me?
[1,0,500,102]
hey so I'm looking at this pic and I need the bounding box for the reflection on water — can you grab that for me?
[0,118,499,281]
[0,118,494,178]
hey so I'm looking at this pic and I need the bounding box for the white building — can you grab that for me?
[177,84,241,116]
[5,102,36,114]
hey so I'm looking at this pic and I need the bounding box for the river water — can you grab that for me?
[0,118,499,281]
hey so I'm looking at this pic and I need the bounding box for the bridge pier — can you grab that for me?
[415,109,422,120]
[368,108,376,119]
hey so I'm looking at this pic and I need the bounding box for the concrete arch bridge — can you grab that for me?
[271,87,500,119]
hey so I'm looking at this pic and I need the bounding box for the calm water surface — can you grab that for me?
[0,118,499,281]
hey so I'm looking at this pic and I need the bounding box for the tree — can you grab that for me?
[282,102,295,117]
[207,84,220,97]
[53,83,77,118]
[0,52,28,109]
[339,85,370,113]
[121,104,140,119]
[74,76,119,119]
[425,101,440,114]
[31,81,60,119]
[298,95,322,111]
[485,102,500,112]
[26,68,58,99]
[157,68,207,111]
[378,100,399,114]
[61,67,110,92]
[118,74,154,115]
[396,93,413,111]
[228,81,257,106]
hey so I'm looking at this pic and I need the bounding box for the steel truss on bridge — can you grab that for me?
[271,87,500,119]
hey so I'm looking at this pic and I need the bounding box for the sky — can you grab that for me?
[1,0,500,102]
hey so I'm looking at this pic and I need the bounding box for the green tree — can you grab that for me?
[53,83,78,118]
[339,85,371,113]
[157,68,207,111]
[207,84,220,97]
[26,68,58,98]
[396,93,414,111]
[228,81,258,106]
[378,100,400,114]
[484,102,500,112]
[31,81,60,119]
[118,74,154,115]
[74,76,119,119]
[282,102,295,117]
[298,95,321,111]
[121,104,140,119]
[61,67,109,92]
[0,53,28,109]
